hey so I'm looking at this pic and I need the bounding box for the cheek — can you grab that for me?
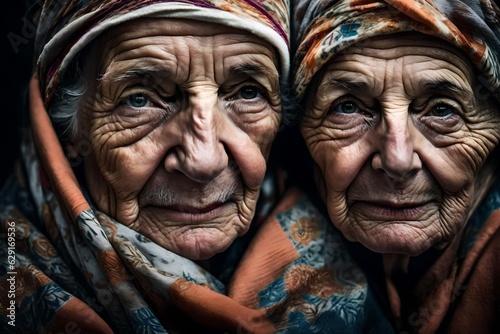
[421,106,500,193]
[306,136,369,194]
[421,144,481,194]
[252,113,281,157]
[86,119,168,200]
[234,115,280,190]
[112,145,163,182]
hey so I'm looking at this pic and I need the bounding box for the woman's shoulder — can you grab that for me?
[233,187,393,333]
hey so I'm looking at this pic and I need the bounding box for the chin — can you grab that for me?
[363,239,432,256]
[347,224,436,256]
[170,229,239,261]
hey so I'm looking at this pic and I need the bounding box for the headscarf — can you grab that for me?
[35,0,291,105]
[1,1,290,333]
[292,0,500,103]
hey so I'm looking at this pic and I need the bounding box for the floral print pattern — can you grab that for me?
[292,0,500,103]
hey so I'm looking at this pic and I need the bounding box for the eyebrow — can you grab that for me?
[421,79,473,100]
[326,77,369,92]
[328,76,474,103]
[229,63,278,79]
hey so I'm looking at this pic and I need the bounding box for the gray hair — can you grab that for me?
[48,44,97,141]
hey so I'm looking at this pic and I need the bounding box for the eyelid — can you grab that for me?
[119,86,173,107]
[428,98,460,108]
[330,95,374,113]
[424,98,462,115]
[119,90,150,106]
[226,81,267,100]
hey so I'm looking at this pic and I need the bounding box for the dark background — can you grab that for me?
[1,1,35,187]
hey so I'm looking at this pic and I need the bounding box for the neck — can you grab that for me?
[382,254,411,277]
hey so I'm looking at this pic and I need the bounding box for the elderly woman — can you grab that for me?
[0,0,292,332]
[291,0,500,332]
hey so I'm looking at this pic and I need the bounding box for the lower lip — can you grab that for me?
[353,201,432,220]
[146,202,231,223]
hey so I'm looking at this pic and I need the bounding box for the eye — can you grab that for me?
[124,93,151,108]
[236,85,263,100]
[428,103,456,118]
[418,99,463,133]
[331,100,360,114]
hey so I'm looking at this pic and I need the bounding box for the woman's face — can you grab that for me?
[76,18,282,260]
[301,34,500,255]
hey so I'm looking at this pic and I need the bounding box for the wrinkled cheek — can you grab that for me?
[259,121,281,158]
[101,146,150,191]
[83,153,115,214]
[441,190,471,226]
[240,144,272,191]
[437,145,485,192]
[320,171,352,228]
[239,191,260,226]
[85,145,142,219]
[257,136,274,160]
[324,188,347,218]
[316,151,354,193]
[307,146,332,199]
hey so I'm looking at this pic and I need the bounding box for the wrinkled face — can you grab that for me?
[301,34,500,256]
[76,18,282,260]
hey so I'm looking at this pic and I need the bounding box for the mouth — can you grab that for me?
[168,203,226,214]
[146,201,231,222]
[355,200,433,220]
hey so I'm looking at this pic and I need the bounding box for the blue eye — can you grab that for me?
[125,93,150,108]
[335,101,359,114]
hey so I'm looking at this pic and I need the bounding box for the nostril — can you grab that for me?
[187,152,228,183]
[371,151,421,181]
[164,146,183,174]
[164,143,229,183]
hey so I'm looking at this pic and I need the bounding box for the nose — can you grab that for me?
[371,115,421,180]
[164,100,228,183]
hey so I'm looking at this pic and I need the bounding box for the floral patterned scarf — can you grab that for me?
[292,0,500,103]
